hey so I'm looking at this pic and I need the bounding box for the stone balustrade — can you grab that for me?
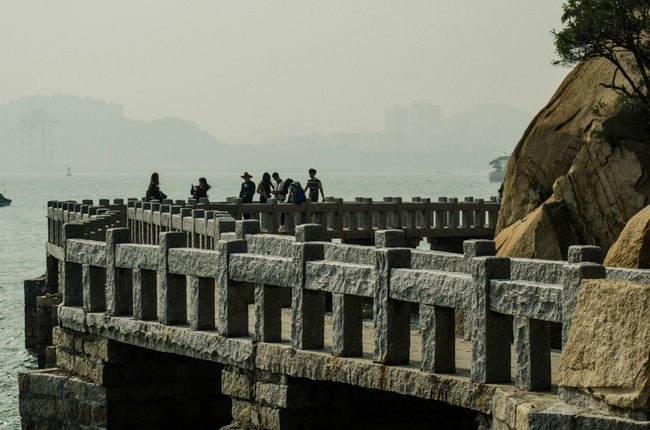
[46,196,500,252]
[52,220,606,394]
[29,203,650,428]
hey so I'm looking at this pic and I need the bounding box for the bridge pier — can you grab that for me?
[20,327,232,429]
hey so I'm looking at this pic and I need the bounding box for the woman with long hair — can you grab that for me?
[191,177,212,202]
[256,172,274,203]
[146,172,167,201]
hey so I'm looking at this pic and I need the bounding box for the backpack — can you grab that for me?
[290,182,306,204]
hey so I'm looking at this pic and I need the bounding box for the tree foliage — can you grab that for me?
[489,155,509,171]
[553,0,650,108]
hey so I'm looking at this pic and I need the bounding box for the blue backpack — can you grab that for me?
[290,182,306,204]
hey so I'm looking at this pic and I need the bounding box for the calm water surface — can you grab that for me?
[0,170,498,427]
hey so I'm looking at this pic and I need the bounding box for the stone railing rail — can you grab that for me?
[52,218,613,399]
[47,196,500,250]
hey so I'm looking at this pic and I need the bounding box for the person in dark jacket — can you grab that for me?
[190,177,211,202]
[146,172,167,201]
[239,172,255,219]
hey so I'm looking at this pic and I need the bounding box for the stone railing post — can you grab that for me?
[158,232,187,325]
[217,239,249,337]
[189,275,216,331]
[331,220,367,357]
[562,246,606,347]
[462,197,474,228]
[267,198,279,233]
[392,197,403,229]
[332,198,344,235]
[254,214,285,341]
[83,263,106,313]
[191,209,205,248]
[332,289,364,357]
[436,197,448,229]
[236,219,260,239]
[151,202,161,244]
[142,202,152,244]
[62,223,86,307]
[133,267,157,321]
[231,198,243,220]
[475,198,485,228]
[420,301,455,373]
[421,198,432,231]
[106,228,132,316]
[421,240,495,374]
[291,224,325,350]
[134,201,144,244]
[179,207,192,245]
[47,201,55,244]
[127,200,136,242]
[204,211,215,249]
[408,197,420,229]
[487,197,499,228]
[448,198,459,229]
[304,198,312,226]
[380,197,392,229]
[170,205,181,233]
[513,316,550,391]
[254,281,282,343]
[349,198,362,232]
[362,198,373,231]
[373,229,411,364]
[159,204,171,234]
[470,252,511,383]
[215,217,236,241]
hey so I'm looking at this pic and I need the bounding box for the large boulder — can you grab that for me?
[559,279,650,419]
[494,197,572,260]
[604,205,650,268]
[496,56,650,259]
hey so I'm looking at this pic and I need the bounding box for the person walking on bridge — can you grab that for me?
[239,172,255,219]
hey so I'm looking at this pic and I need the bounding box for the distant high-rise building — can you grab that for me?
[410,101,441,135]
[384,105,410,134]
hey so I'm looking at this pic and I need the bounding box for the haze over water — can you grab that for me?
[0,1,575,426]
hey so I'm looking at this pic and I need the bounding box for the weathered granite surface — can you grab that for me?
[58,306,256,369]
[559,279,650,420]
[496,55,650,260]
[605,205,650,269]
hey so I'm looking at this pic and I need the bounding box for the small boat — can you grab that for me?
[66,166,72,177]
[0,192,11,207]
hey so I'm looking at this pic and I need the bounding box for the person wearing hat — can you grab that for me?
[239,172,256,219]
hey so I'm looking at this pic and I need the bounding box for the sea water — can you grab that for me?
[0,170,500,427]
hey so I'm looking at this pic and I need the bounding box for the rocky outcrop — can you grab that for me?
[496,56,650,259]
[495,200,558,260]
[559,279,650,420]
[604,205,650,268]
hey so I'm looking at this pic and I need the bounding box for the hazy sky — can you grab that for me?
[1,1,569,141]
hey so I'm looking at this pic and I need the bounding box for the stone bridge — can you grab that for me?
[19,198,650,429]
[48,195,500,251]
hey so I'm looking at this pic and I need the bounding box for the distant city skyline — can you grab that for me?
[1,1,569,143]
